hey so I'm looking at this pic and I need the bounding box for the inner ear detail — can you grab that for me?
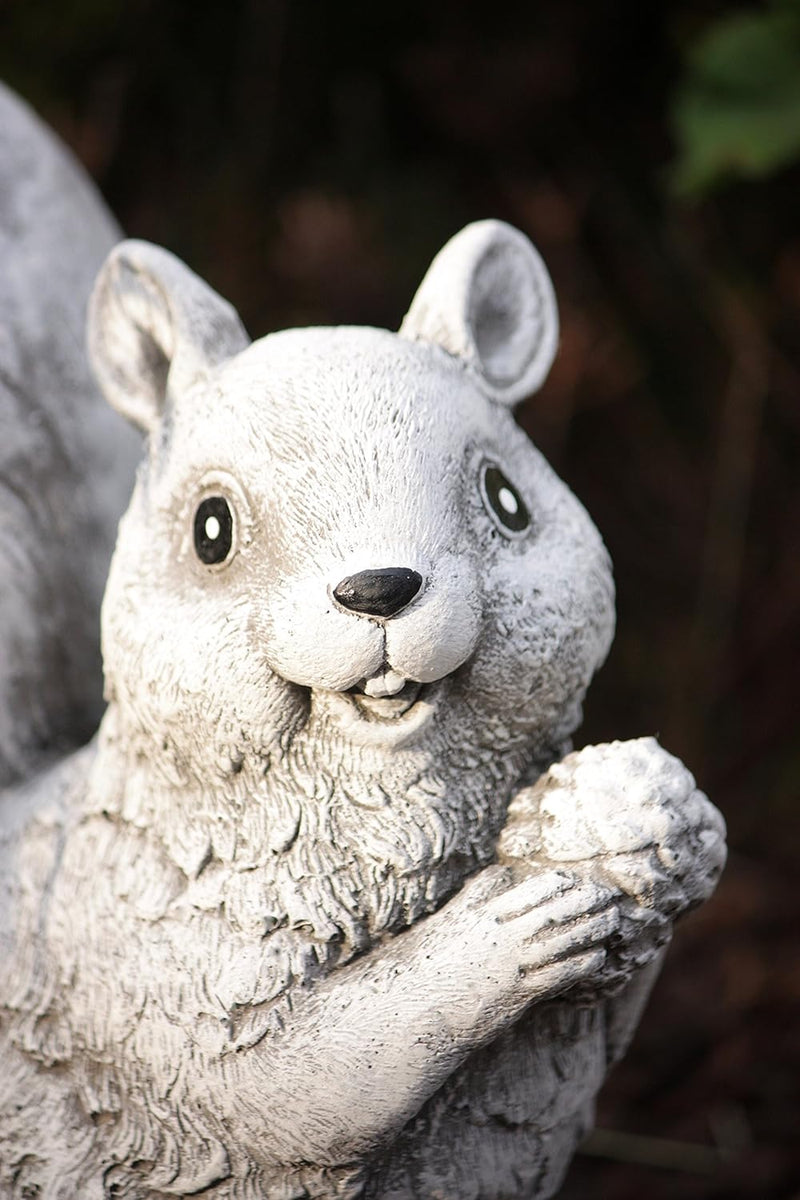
[469,246,544,389]
[399,219,559,408]
[88,239,250,436]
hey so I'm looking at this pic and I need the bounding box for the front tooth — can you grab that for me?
[363,669,407,698]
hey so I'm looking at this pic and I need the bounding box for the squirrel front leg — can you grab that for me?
[221,865,618,1169]
[214,739,725,1173]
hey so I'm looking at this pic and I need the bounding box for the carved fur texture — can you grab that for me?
[0,220,726,1199]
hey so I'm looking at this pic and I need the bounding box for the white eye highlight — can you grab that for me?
[497,486,519,516]
[204,514,221,541]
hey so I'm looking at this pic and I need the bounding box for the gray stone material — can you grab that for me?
[0,83,140,785]
[0,219,726,1198]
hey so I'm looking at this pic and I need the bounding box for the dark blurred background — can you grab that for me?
[2,0,798,1195]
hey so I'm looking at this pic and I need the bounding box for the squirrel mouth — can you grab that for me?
[313,672,440,745]
[347,678,423,720]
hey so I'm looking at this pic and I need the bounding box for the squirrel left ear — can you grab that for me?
[399,219,559,407]
[88,240,249,435]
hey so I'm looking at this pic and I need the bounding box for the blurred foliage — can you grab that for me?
[0,1,798,1195]
[672,0,800,195]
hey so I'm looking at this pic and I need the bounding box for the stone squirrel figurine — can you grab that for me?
[0,220,726,1199]
[0,83,139,786]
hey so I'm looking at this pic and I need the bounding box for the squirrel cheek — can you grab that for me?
[385,599,481,683]
[256,597,386,692]
[384,553,482,683]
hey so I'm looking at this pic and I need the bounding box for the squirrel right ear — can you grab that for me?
[400,220,559,408]
[88,240,250,434]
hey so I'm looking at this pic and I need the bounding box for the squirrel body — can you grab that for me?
[0,222,725,1198]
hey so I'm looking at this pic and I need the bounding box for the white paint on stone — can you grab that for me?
[0,215,726,1198]
[497,485,519,514]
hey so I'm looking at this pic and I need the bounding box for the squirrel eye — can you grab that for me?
[480,463,530,535]
[193,496,234,565]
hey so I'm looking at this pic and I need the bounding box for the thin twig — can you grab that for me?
[579,1127,722,1174]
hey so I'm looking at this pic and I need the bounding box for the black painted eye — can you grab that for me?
[193,496,234,565]
[480,463,530,535]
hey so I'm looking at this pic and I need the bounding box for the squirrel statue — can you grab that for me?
[0,218,725,1199]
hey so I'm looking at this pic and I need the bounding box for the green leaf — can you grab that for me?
[670,8,800,197]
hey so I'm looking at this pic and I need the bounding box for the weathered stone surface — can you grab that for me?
[0,83,140,785]
[0,219,725,1198]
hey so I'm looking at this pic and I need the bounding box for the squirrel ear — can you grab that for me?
[88,240,250,434]
[400,220,559,407]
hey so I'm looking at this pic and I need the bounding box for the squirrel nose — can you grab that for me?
[333,568,422,618]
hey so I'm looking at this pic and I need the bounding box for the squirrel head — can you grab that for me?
[89,221,614,780]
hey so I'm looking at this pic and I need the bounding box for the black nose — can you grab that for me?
[333,568,422,618]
